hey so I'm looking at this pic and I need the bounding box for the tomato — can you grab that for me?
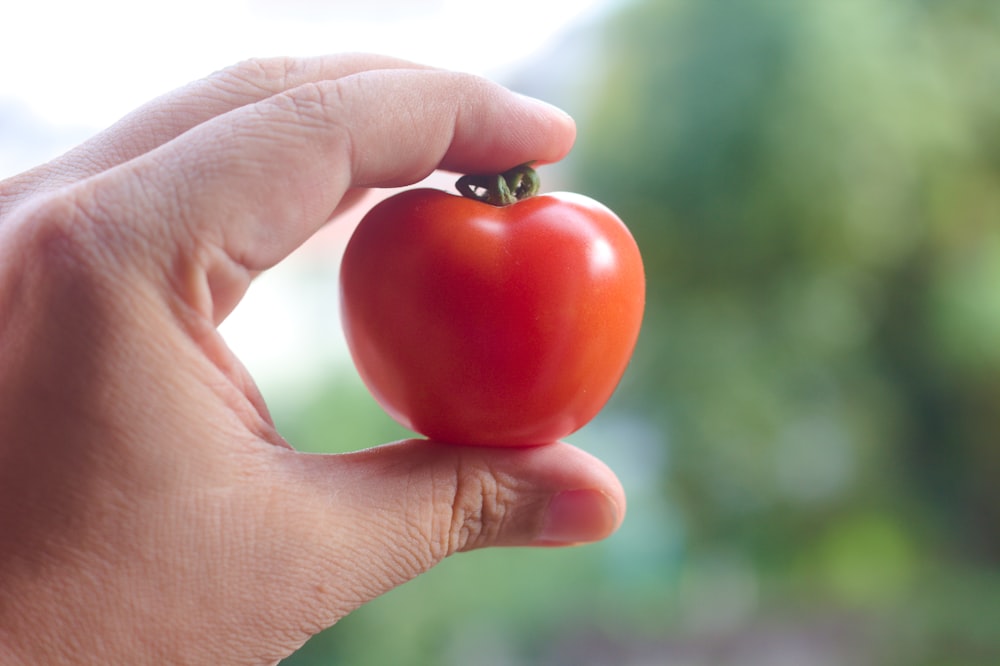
[339,166,644,446]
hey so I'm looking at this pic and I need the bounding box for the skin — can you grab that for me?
[0,54,626,665]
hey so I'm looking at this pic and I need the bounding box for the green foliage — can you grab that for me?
[273,372,413,454]
[569,0,1000,660]
[578,0,1000,534]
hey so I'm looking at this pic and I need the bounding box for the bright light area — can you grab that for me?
[1,0,616,393]
[2,0,615,129]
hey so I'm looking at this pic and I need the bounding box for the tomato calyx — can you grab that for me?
[455,163,541,207]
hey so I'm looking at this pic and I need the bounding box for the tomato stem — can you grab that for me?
[456,163,540,206]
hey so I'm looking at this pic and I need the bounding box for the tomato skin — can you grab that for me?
[340,187,645,447]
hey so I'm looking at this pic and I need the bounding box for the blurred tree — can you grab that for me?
[571,0,1000,566]
[281,1,1000,662]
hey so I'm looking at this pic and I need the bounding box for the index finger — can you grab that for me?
[70,67,576,322]
[1,54,434,218]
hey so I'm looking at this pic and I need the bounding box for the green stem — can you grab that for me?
[456,163,540,206]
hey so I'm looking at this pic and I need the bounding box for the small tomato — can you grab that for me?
[340,165,644,446]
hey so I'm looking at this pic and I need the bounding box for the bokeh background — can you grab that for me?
[5,1,1000,664]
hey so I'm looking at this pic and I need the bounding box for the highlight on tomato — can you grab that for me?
[339,164,645,447]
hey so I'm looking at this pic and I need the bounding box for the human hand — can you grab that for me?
[0,54,625,664]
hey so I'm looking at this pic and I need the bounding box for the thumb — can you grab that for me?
[272,439,625,623]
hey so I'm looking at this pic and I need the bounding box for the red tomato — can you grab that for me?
[339,169,644,446]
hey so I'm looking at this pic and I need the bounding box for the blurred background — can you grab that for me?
[5,1,1000,664]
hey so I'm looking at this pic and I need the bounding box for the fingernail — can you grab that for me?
[537,489,620,546]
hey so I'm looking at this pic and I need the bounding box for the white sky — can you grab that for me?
[2,0,615,129]
[1,0,618,394]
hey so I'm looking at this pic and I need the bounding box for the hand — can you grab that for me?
[0,54,625,664]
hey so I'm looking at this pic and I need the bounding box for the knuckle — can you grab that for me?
[441,462,519,555]
[5,190,103,270]
[262,79,357,170]
[5,179,169,283]
[280,79,345,128]
[217,56,301,96]
[0,191,122,330]
[286,81,331,125]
